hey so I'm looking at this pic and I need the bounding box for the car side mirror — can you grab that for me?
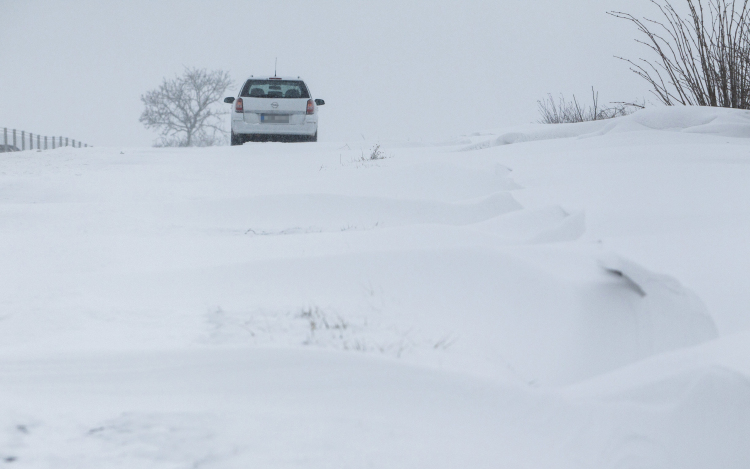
[224,97,235,104]
[315,99,325,106]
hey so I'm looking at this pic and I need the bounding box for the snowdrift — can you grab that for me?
[1,105,749,467]
[460,106,750,150]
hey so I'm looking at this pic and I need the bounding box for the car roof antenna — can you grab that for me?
[274,58,277,77]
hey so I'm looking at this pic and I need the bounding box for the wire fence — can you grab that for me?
[1,127,90,152]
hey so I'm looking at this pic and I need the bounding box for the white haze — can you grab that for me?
[1,0,655,147]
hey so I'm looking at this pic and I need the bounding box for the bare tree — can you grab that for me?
[140,67,233,146]
[610,0,750,108]
[537,88,644,124]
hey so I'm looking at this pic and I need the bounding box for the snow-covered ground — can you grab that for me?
[1,106,749,468]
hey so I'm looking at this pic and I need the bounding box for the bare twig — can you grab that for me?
[609,0,750,109]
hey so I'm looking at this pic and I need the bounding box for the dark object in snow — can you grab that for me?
[0,144,20,153]
[605,268,647,297]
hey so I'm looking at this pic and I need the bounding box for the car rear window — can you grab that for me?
[240,80,310,99]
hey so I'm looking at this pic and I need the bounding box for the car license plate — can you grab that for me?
[261,114,289,124]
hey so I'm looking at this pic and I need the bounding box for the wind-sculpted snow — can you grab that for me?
[188,192,521,235]
[599,255,718,351]
[0,106,749,467]
[471,205,586,243]
[460,106,750,150]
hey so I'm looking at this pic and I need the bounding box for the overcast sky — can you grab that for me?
[1,0,658,147]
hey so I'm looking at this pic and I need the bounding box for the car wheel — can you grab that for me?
[309,132,318,142]
[231,132,242,146]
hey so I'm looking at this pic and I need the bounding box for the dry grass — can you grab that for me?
[538,88,644,124]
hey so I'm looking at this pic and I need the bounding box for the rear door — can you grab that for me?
[241,79,310,124]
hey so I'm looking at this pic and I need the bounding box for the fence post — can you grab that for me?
[3,128,6,149]
[59,136,62,147]
[65,137,68,147]
[21,131,25,151]
[37,135,40,149]
[72,139,76,147]
[45,136,48,150]
[13,129,17,149]
[29,133,33,150]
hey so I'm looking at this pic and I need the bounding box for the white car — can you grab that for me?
[225,77,324,144]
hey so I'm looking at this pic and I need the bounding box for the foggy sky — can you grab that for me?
[1,0,656,147]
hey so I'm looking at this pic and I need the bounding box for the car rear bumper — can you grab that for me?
[232,120,317,137]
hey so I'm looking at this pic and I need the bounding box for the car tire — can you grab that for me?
[309,132,318,142]
[230,132,242,146]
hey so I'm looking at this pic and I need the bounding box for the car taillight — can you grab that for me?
[235,98,244,113]
[306,99,314,115]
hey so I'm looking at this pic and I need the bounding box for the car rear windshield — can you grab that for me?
[240,80,310,99]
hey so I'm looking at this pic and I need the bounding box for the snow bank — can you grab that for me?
[461,106,750,150]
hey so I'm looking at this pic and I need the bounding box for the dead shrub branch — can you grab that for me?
[610,0,750,108]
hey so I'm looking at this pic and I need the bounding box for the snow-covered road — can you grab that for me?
[1,107,749,467]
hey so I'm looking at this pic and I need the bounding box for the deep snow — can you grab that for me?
[1,107,749,468]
